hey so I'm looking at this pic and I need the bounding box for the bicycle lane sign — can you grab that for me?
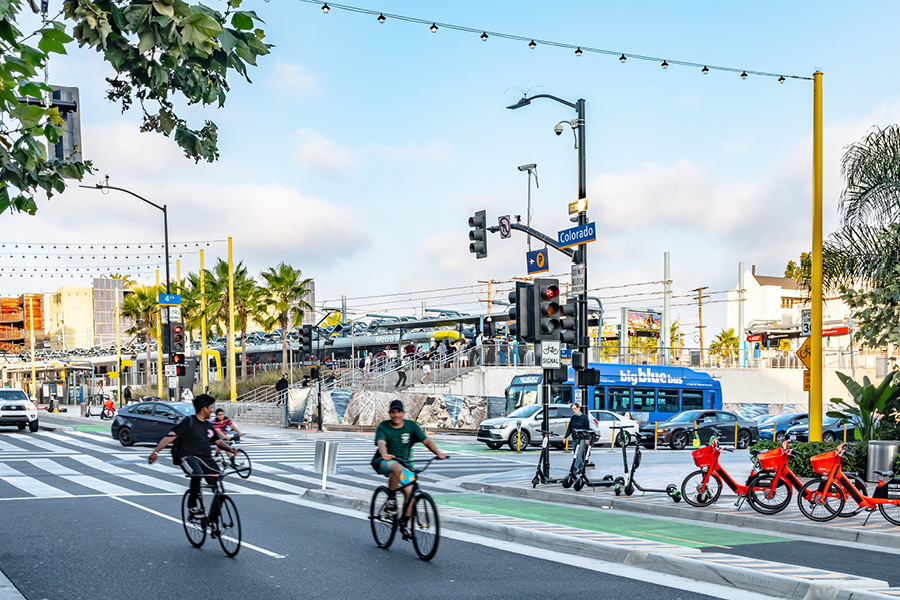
[541,341,560,368]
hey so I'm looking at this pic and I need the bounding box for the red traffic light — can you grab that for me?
[540,284,559,301]
[172,325,184,334]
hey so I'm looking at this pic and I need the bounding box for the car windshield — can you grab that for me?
[0,390,28,401]
[766,414,807,426]
[507,405,541,419]
[178,404,196,416]
[666,410,703,423]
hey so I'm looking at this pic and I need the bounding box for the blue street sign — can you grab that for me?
[526,248,549,274]
[158,293,182,305]
[558,222,597,249]
[560,348,572,359]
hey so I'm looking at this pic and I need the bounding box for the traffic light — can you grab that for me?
[532,278,560,341]
[507,282,533,342]
[300,324,313,355]
[169,322,186,353]
[558,301,577,345]
[172,352,186,376]
[468,210,487,259]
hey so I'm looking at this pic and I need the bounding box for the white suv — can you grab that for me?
[0,389,39,432]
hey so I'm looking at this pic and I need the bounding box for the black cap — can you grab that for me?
[389,399,404,412]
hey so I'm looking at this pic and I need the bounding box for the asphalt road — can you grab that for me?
[0,493,728,600]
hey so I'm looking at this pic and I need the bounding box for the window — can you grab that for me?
[592,411,615,421]
[681,391,703,411]
[135,404,153,416]
[716,412,737,422]
[154,404,178,419]
[632,388,655,412]
[781,297,793,309]
[550,384,573,405]
[658,389,679,412]
[593,387,606,410]
[608,387,631,412]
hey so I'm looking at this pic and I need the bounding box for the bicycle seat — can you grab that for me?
[873,470,894,479]
[749,449,762,457]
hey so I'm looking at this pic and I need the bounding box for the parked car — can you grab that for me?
[477,404,575,451]
[758,413,809,442]
[588,410,640,446]
[111,401,195,446]
[637,409,758,450]
[785,416,858,443]
[0,389,39,432]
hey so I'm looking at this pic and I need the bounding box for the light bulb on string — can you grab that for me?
[778,75,785,83]
[702,66,709,74]
[619,54,627,63]
[741,71,748,79]
[321,3,329,13]
[430,23,438,32]
[481,31,488,41]
[661,60,668,69]
[528,40,536,49]
[574,47,582,56]
[377,13,385,23]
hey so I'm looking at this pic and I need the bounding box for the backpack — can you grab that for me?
[359,357,365,369]
[170,436,183,465]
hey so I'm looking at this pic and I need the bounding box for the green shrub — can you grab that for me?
[876,420,900,441]
[749,440,868,478]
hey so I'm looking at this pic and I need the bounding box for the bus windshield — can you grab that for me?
[506,384,538,411]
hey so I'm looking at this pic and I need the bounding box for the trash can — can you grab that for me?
[867,441,900,481]
[313,440,339,476]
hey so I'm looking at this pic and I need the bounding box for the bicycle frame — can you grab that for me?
[815,445,900,512]
[698,439,755,496]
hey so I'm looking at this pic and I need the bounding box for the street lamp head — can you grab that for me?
[506,96,531,110]
[517,163,537,171]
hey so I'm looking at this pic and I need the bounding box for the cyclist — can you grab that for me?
[148,394,236,538]
[371,399,447,539]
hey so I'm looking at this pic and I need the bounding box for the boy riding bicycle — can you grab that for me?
[371,399,446,539]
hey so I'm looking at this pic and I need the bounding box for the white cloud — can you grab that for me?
[293,128,356,173]
[265,61,319,95]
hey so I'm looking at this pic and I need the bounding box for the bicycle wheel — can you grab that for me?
[681,470,723,507]
[745,473,792,515]
[411,492,440,561]
[181,491,206,548]
[797,479,844,522]
[215,495,241,557]
[838,474,867,518]
[878,501,900,526]
[369,487,397,549]
[231,449,252,479]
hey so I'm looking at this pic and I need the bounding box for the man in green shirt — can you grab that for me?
[372,399,446,538]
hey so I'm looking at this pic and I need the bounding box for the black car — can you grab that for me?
[785,416,858,443]
[758,413,808,442]
[638,409,758,450]
[111,401,195,446]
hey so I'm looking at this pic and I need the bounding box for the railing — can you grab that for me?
[591,346,888,370]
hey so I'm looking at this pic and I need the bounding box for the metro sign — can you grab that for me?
[823,326,850,337]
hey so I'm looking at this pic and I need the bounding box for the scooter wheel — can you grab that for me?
[573,480,584,492]
[624,484,634,496]
[614,486,622,496]
[602,475,614,482]
[532,477,539,488]
[672,494,682,503]
[562,475,573,489]
[666,484,677,495]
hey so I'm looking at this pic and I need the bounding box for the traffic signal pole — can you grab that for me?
[574,98,590,411]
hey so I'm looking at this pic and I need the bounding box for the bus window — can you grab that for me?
[705,392,716,409]
[593,386,606,411]
[507,384,539,410]
[632,388,655,412]
[608,387,631,412]
[550,384,573,405]
[681,390,703,411]
[658,389,679,413]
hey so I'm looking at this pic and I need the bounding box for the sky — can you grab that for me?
[2,0,900,341]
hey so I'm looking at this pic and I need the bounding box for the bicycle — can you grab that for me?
[369,456,447,561]
[680,434,762,508]
[213,435,251,479]
[181,466,242,557]
[745,441,867,517]
[798,443,900,524]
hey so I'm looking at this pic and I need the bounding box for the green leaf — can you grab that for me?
[0,0,11,19]
[153,0,175,18]
[12,104,46,129]
[38,36,68,55]
[182,12,222,38]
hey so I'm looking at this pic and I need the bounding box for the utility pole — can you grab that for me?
[478,280,503,315]
[691,287,710,364]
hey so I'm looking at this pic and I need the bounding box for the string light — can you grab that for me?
[741,71,748,79]
[661,60,669,69]
[377,13,385,23]
[778,75,785,83]
[301,0,811,82]
[528,39,536,49]
[321,3,329,13]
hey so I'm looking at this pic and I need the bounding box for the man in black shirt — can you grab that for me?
[565,403,593,472]
[148,394,236,536]
[275,373,289,404]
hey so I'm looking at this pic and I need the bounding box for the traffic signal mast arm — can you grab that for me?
[487,223,575,258]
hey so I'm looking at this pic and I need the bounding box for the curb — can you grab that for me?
[459,481,900,550]
[303,488,887,600]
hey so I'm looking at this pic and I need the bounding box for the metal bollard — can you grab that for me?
[654,421,658,451]
[516,420,522,453]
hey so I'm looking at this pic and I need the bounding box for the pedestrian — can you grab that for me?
[437,340,446,370]
[475,331,484,365]
[181,386,194,401]
[301,375,312,387]
[404,342,416,356]
[123,386,133,404]
[325,371,338,387]
[275,372,289,405]
[419,354,432,384]
[395,355,408,389]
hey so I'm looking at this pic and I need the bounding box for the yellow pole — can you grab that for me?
[176,260,180,291]
[115,288,122,407]
[843,422,847,443]
[200,249,208,391]
[654,422,658,451]
[734,420,738,446]
[228,237,236,402]
[156,270,163,398]
[810,71,824,443]
[28,297,36,399]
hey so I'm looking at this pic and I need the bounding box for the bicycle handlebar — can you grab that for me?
[393,455,449,474]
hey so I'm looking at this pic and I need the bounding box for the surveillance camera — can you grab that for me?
[554,123,564,136]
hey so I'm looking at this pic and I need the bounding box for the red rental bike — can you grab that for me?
[745,441,867,517]
[680,434,762,508]
[798,443,900,524]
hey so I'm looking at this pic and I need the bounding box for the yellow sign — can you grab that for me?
[536,252,545,269]
[109,372,120,379]
[803,370,811,391]
[121,359,134,367]
[568,197,588,215]
[796,337,812,370]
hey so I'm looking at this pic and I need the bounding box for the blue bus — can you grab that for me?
[506,364,723,425]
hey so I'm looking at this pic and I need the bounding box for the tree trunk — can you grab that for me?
[281,312,288,372]
[240,316,248,381]
[144,323,152,390]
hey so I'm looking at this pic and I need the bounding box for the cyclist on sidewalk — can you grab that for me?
[371,399,446,539]
[148,394,236,538]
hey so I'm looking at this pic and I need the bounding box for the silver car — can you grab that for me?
[477,404,575,451]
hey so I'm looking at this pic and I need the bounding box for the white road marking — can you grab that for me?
[27,458,140,496]
[68,455,184,493]
[0,463,73,498]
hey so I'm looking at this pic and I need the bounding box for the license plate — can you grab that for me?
[888,484,900,499]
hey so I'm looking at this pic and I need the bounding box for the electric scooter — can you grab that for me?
[561,429,624,492]
[614,439,682,502]
[531,432,564,487]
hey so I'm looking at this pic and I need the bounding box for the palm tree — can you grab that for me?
[203,259,262,380]
[121,284,162,380]
[260,262,313,368]
[710,328,739,362]
[104,272,137,290]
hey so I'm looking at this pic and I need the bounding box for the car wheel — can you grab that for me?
[736,430,752,449]
[508,430,530,451]
[28,420,39,432]
[823,432,835,443]
[670,431,688,450]
[486,442,503,450]
[118,427,134,447]
[774,431,786,443]
[17,423,26,431]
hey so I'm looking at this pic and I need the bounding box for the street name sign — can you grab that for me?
[541,341,561,368]
[558,222,596,249]
[571,264,586,295]
[527,248,549,274]
[158,294,181,306]
[568,197,588,215]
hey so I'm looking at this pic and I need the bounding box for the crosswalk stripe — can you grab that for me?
[27,458,142,496]
[0,438,24,451]
[0,463,74,497]
[69,431,120,446]
[6,436,74,453]
[68,455,184,493]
